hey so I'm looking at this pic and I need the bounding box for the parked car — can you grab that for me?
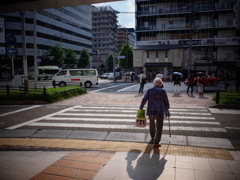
[184,73,220,85]
[100,73,109,79]
[107,73,114,80]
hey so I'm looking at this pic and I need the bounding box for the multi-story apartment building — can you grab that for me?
[117,28,128,52]
[127,28,136,48]
[0,5,92,77]
[117,27,136,52]
[133,0,240,80]
[92,5,118,69]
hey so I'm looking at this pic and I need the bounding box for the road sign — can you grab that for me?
[7,48,17,55]
[6,34,17,46]
[117,56,125,59]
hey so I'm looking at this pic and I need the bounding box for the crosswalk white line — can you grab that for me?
[6,106,78,130]
[0,105,42,117]
[74,106,209,112]
[68,109,211,115]
[45,117,220,125]
[26,122,227,132]
[58,113,215,120]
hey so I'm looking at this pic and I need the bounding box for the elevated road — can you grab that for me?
[0,0,121,14]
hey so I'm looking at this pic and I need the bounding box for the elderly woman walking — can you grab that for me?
[139,78,170,147]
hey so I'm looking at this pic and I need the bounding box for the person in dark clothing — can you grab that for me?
[138,71,146,93]
[187,73,194,95]
[174,76,181,94]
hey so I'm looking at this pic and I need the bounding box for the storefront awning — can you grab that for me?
[144,62,172,67]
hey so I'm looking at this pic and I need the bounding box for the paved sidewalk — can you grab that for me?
[1,90,240,180]
[55,92,216,108]
[0,139,240,180]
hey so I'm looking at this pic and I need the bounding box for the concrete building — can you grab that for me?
[0,5,92,77]
[92,5,118,69]
[117,27,136,52]
[133,0,240,80]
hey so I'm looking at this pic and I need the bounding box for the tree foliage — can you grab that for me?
[64,49,77,68]
[78,49,90,68]
[106,54,114,72]
[46,43,65,67]
[118,43,133,70]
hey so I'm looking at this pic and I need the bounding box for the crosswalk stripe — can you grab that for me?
[74,106,209,112]
[68,109,211,116]
[26,123,227,132]
[58,113,215,120]
[45,117,220,125]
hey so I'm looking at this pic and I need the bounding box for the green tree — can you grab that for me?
[46,43,65,67]
[106,54,114,72]
[65,49,77,68]
[118,43,133,70]
[78,49,90,68]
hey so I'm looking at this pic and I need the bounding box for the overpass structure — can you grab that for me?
[0,0,121,14]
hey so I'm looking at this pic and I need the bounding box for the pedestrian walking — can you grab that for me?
[138,71,146,93]
[198,75,204,95]
[139,78,170,147]
[173,76,181,94]
[187,73,194,95]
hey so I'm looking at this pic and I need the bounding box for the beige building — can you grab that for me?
[133,0,240,80]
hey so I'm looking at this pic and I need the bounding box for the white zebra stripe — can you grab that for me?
[58,113,215,120]
[68,109,211,115]
[26,122,227,132]
[74,106,209,112]
[45,117,220,125]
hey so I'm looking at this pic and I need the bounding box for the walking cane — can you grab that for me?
[168,116,171,137]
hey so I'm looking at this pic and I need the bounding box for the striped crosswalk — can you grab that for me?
[7,106,227,136]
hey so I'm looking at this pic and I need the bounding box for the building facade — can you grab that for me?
[117,27,136,52]
[133,0,240,80]
[0,5,92,78]
[92,5,118,69]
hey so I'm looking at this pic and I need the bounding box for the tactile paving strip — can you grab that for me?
[0,138,234,160]
[31,151,114,180]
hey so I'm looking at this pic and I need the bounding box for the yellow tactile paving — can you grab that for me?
[0,138,234,160]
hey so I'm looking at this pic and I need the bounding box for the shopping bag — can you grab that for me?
[136,109,146,127]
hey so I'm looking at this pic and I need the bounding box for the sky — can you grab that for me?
[94,0,135,28]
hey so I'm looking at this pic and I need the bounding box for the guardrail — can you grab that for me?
[0,85,46,96]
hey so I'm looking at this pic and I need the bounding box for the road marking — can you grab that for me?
[68,109,211,116]
[58,113,215,120]
[6,106,78,130]
[116,84,138,92]
[45,117,221,125]
[74,106,209,112]
[225,127,240,130]
[0,105,42,117]
[92,84,129,92]
[26,122,226,132]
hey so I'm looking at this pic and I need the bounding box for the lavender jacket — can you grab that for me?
[140,87,170,117]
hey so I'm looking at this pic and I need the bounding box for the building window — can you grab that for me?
[165,51,168,58]
[147,51,149,58]
[156,51,158,58]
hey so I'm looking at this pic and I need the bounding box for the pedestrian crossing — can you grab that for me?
[7,106,227,136]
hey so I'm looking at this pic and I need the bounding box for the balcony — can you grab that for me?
[136,3,214,16]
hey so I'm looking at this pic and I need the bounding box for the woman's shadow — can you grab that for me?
[125,143,169,179]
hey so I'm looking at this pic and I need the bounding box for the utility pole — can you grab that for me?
[20,11,28,92]
[33,10,38,89]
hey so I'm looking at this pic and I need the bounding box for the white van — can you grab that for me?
[52,69,99,88]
